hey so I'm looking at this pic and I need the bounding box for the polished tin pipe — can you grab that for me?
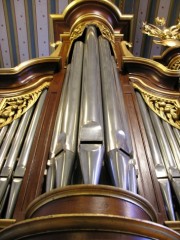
[162,120,180,171]
[0,125,8,147]
[149,109,180,178]
[128,159,137,193]
[0,119,19,171]
[158,178,176,220]
[107,150,128,189]
[0,177,9,205]
[112,56,133,155]
[61,41,84,152]
[136,92,178,219]
[54,41,84,188]
[173,127,180,146]
[46,41,84,190]
[112,54,136,192]
[136,91,167,178]
[46,66,70,192]
[45,158,56,192]
[4,90,47,218]
[14,89,47,177]
[99,36,131,189]
[1,107,33,177]
[0,184,10,216]
[5,178,22,218]
[99,36,129,154]
[78,26,104,184]
[49,65,70,160]
[171,178,180,206]
[55,150,75,187]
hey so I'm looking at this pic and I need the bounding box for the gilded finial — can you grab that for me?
[142,17,180,47]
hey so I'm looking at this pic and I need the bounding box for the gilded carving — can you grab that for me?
[133,84,180,129]
[70,22,86,42]
[70,21,115,52]
[168,56,180,70]
[142,17,180,47]
[0,82,50,128]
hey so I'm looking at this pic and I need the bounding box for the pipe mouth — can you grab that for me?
[79,122,104,142]
[25,184,157,223]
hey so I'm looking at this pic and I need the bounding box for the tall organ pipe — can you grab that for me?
[158,179,176,220]
[135,92,167,178]
[78,26,104,184]
[14,90,47,177]
[149,109,180,178]
[0,125,8,146]
[0,185,10,216]
[46,65,70,192]
[0,119,19,171]
[4,90,47,218]
[99,36,135,190]
[55,41,84,188]
[46,41,84,190]
[1,107,34,178]
[172,178,180,206]
[0,119,19,212]
[162,120,180,171]
[112,56,133,155]
[49,65,70,160]
[136,91,177,220]
[173,127,180,146]
[0,108,34,212]
[112,55,137,193]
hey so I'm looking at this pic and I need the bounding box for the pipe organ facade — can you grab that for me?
[0,1,180,239]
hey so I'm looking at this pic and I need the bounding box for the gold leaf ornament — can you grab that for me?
[142,92,180,129]
[0,83,49,128]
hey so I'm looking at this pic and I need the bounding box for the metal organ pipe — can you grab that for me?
[99,36,137,191]
[49,65,70,160]
[136,91,180,220]
[162,120,180,171]
[149,109,180,178]
[0,108,34,216]
[78,26,104,184]
[173,127,180,146]
[46,65,70,192]
[0,90,47,218]
[112,55,137,193]
[135,92,167,178]
[158,179,176,220]
[14,90,47,177]
[45,26,137,192]
[46,41,84,190]
[1,107,34,178]
[0,125,8,146]
[55,41,84,187]
[0,119,20,211]
[0,119,19,171]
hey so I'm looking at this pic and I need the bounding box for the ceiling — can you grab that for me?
[0,0,179,68]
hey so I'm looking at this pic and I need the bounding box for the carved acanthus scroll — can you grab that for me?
[70,20,116,59]
[133,84,180,130]
[0,82,50,128]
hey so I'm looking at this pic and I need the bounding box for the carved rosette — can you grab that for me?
[133,84,180,130]
[0,82,50,128]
